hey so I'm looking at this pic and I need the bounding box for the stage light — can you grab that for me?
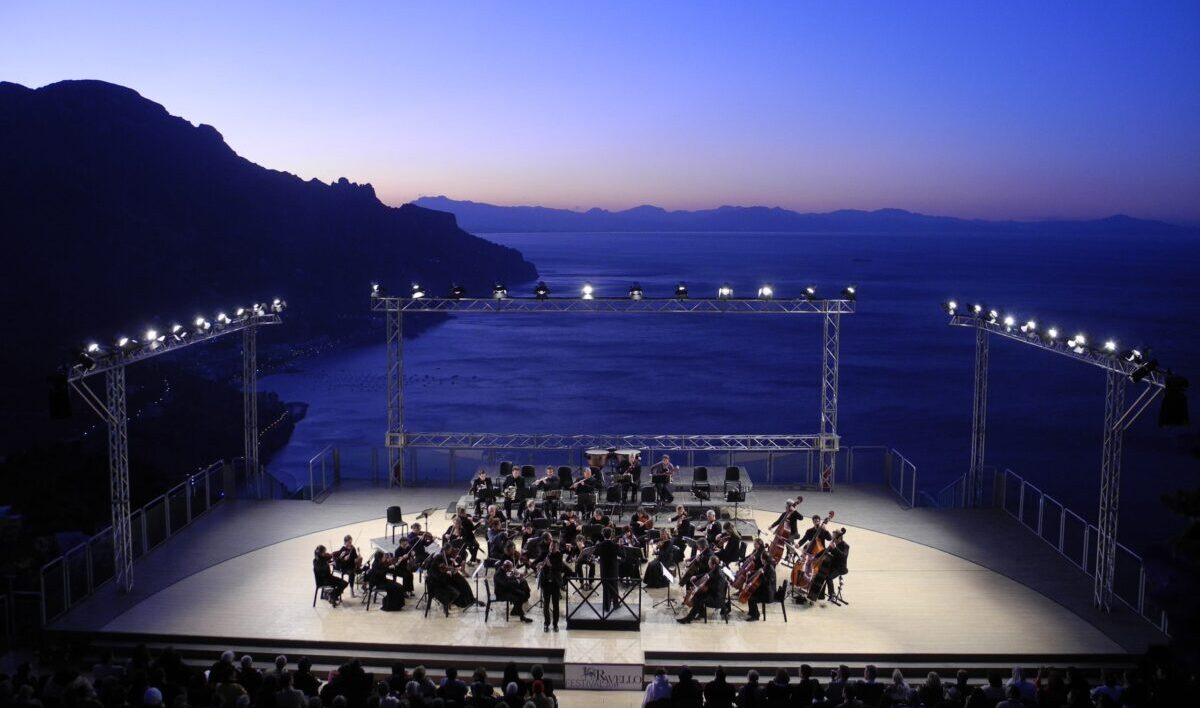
[757,285,774,300]
[805,286,817,301]
[944,299,958,313]
[629,283,644,301]
[534,281,550,299]
[145,328,164,345]
[194,316,211,333]
[234,307,249,321]
[86,342,102,354]
[1020,320,1037,333]
[168,324,186,342]
[1131,359,1159,383]
[1002,315,1015,330]
[1103,340,1117,353]
[843,285,857,300]
[410,283,425,299]
[987,309,999,323]
[492,283,508,300]
[581,283,594,300]
[1124,349,1144,362]
[717,284,733,300]
[251,303,267,317]
[1068,333,1087,353]
[216,312,231,326]
[1046,327,1059,339]
[450,284,466,299]
[675,282,689,299]
[271,298,286,313]
[972,303,983,315]
[72,346,97,372]
[116,336,142,355]
[370,283,384,298]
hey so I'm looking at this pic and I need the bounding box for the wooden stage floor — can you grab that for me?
[50,484,1165,666]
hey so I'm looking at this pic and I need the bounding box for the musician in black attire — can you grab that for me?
[716,522,743,565]
[534,466,560,516]
[312,546,347,606]
[594,527,622,613]
[389,537,416,594]
[617,454,641,503]
[493,560,535,623]
[559,511,580,545]
[679,538,712,586]
[797,515,832,550]
[332,534,362,578]
[743,538,776,622]
[586,508,609,541]
[572,467,602,513]
[703,510,722,544]
[642,530,675,589]
[470,468,495,516]
[365,550,406,611]
[649,454,676,503]
[768,499,804,537]
[810,528,850,601]
[501,467,525,518]
[536,537,566,632]
[455,508,481,563]
[427,554,481,610]
[677,556,727,623]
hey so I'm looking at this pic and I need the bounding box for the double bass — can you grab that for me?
[791,510,835,594]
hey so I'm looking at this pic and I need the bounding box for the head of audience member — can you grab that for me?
[864,665,878,683]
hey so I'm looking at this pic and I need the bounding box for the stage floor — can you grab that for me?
[50,484,1164,665]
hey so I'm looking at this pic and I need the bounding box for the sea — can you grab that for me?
[262,231,1200,552]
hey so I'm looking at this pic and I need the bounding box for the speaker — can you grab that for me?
[48,373,71,419]
[1159,375,1189,427]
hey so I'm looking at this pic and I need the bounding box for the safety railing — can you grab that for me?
[988,468,1165,634]
[39,460,227,625]
[564,576,642,626]
[307,445,336,501]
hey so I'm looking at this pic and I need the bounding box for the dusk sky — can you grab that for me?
[4,1,1199,221]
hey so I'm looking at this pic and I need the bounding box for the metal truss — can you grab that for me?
[66,310,281,593]
[372,295,855,315]
[818,312,841,491]
[386,307,404,486]
[242,326,259,493]
[948,308,1168,612]
[393,432,822,451]
[968,321,989,507]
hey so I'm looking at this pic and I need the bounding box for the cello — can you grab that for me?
[791,510,835,594]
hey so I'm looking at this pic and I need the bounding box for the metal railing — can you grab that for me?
[928,467,1167,635]
[39,461,227,625]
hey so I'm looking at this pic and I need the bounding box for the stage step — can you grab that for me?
[46,630,564,684]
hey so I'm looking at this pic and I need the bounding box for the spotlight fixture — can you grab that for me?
[675,282,689,300]
[534,281,550,300]
[1103,340,1118,353]
[944,299,958,313]
[115,336,142,355]
[717,284,733,300]
[1123,349,1144,362]
[972,303,984,315]
[581,283,594,300]
[450,284,467,299]
[1020,320,1037,333]
[215,312,231,327]
[234,307,248,320]
[492,283,508,300]
[194,316,211,333]
[1002,315,1015,330]
[144,328,164,348]
[410,283,426,299]
[757,285,774,300]
[629,283,644,301]
[271,298,287,313]
[842,285,857,301]
[1067,333,1087,353]
[1046,327,1059,340]
[72,346,98,372]
[987,309,999,324]
[1130,359,1159,383]
[805,285,818,301]
[251,303,267,317]
[370,283,384,298]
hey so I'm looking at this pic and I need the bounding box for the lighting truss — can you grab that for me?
[946,304,1170,614]
[374,287,854,490]
[66,309,281,594]
[394,432,822,451]
[371,295,854,315]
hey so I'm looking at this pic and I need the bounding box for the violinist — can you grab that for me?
[312,545,347,606]
[672,508,695,555]
[484,503,508,526]
[717,522,742,565]
[523,499,544,523]
[618,525,642,580]
[456,508,481,564]
[703,510,722,545]
[587,508,610,539]
[332,534,362,578]
[768,499,804,537]
[389,537,416,594]
[643,529,675,589]
[536,536,566,632]
[743,538,775,621]
[427,549,481,611]
[365,549,406,611]
[559,511,580,545]
[470,468,495,515]
[493,560,535,623]
[677,556,727,624]
[407,523,434,566]
[631,509,654,544]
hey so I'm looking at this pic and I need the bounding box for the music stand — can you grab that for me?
[725,486,746,521]
[651,564,680,614]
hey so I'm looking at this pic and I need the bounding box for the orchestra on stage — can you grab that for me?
[312,450,850,629]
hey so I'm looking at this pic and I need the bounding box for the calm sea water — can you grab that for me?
[264,231,1200,550]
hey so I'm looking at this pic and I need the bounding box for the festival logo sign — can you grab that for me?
[564,663,644,690]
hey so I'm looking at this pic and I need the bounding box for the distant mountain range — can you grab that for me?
[0,80,536,449]
[415,195,1197,235]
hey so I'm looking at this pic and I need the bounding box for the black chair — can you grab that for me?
[691,466,711,500]
[499,460,514,476]
[362,578,383,611]
[483,579,512,622]
[312,570,341,607]
[723,467,742,494]
[557,466,574,495]
[521,465,536,480]
[386,506,407,542]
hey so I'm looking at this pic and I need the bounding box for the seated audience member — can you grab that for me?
[703,667,736,708]
[276,673,307,708]
[736,670,764,708]
[835,685,864,708]
[529,681,553,708]
[294,658,321,698]
[795,664,824,706]
[237,656,263,698]
[642,668,672,708]
[672,666,703,708]
[884,669,910,706]
[995,685,1024,708]
[918,672,944,707]
[438,668,468,708]
[855,665,884,706]
[763,669,791,708]
[1090,669,1122,705]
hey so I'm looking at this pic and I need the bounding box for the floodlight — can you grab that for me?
[194,316,211,333]
[1131,359,1159,383]
[1002,315,1015,329]
[629,283,644,301]
[757,285,774,300]
[675,282,689,299]
[371,283,384,297]
[843,285,857,300]
[945,299,958,313]
[581,283,594,300]
[805,286,818,301]
[717,284,733,300]
[972,303,983,315]
[1046,327,1059,339]
[1103,340,1117,353]
[1020,320,1037,333]
[450,284,466,299]
[271,298,286,313]
[492,283,507,300]
[410,283,425,299]
[534,281,550,299]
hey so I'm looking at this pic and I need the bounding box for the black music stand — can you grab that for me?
[651,549,682,615]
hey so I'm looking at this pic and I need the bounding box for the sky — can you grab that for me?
[3,2,1199,221]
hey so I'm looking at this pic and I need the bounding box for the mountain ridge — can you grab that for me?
[414,195,1196,235]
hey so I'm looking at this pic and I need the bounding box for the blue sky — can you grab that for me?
[3,1,1199,220]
